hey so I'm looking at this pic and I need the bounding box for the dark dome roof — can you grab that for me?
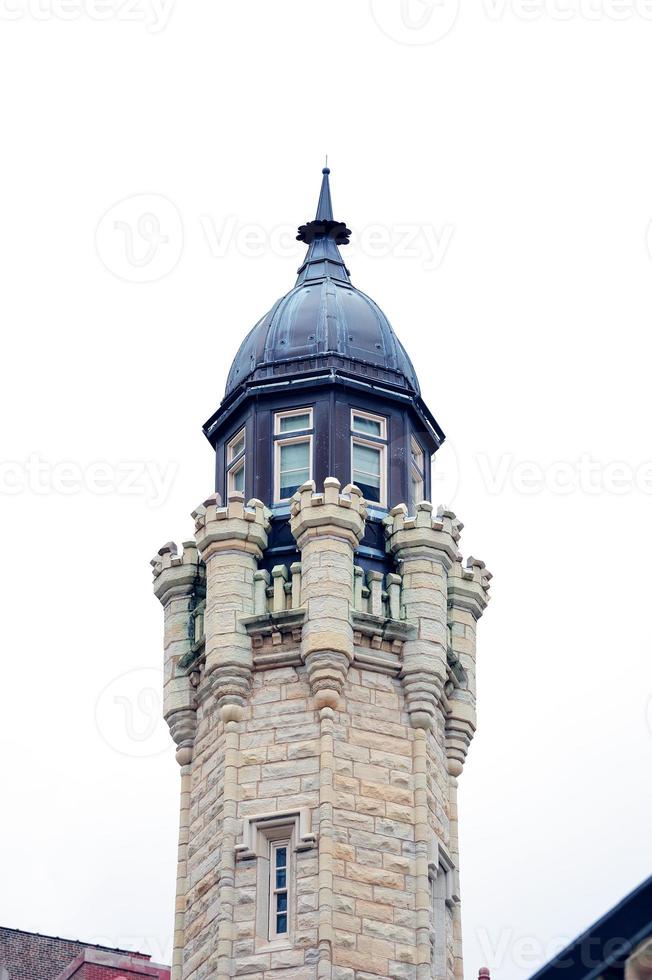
[223,168,421,402]
[225,276,420,399]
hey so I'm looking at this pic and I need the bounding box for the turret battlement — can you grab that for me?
[192,491,271,560]
[290,477,367,548]
[384,501,463,567]
[449,555,492,619]
[151,540,204,606]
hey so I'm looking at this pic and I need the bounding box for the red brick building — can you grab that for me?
[0,929,170,980]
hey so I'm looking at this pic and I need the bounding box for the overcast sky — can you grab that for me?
[1,2,651,978]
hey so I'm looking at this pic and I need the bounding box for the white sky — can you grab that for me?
[1,2,651,978]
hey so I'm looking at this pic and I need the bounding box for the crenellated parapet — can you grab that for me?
[151,540,205,765]
[384,502,463,570]
[190,491,271,720]
[192,491,270,560]
[448,555,492,621]
[290,477,367,709]
[384,502,462,731]
[289,476,367,550]
[151,539,204,605]
[445,556,492,775]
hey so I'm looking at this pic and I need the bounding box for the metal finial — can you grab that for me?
[296,164,351,249]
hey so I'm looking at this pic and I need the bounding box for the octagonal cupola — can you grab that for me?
[203,167,445,571]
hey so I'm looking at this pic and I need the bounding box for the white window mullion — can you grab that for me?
[226,427,246,496]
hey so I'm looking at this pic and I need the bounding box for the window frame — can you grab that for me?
[268,839,291,941]
[228,457,245,495]
[273,409,314,503]
[227,427,246,462]
[351,408,387,440]
[428,843,458,976]
[235,808,316,952]
[349,409,388,507]
[350,436,386,507]
[274,407,313,435]
[226,426,246,497]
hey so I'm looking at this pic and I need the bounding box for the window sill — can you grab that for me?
[255,937,294,954]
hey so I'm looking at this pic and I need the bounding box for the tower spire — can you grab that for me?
[315,165,334,222]
[296,166,352,285]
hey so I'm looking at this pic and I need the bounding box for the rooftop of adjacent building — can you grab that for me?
[528,874,652,980]
[0,928,169,980]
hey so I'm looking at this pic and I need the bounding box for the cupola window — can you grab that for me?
[351,410,387,506]
[226,427,246,495]
[274,409,313,501]
[278,411,311,434]
[410,435,426,510]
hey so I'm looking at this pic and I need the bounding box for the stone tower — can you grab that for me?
[152,169,491,980]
